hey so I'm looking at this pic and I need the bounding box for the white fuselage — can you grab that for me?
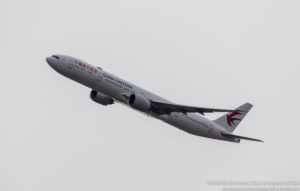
[47,55,230,141]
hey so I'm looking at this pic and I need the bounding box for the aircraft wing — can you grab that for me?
[150,100,235,115]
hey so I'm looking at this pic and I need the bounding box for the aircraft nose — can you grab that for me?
[46,55,60,67]
[46,56,60,71]
[46,55,65,74]
[46,57,52,65]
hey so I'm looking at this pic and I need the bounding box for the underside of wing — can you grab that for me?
[150,100,235,115]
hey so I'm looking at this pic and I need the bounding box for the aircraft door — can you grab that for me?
[67,58,74,69]
[96,69,103,82]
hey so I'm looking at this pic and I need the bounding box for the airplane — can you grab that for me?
[46,54,262,143]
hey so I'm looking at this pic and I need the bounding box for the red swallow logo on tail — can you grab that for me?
[227,111,242,127]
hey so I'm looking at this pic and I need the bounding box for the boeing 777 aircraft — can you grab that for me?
[46,55,262,143]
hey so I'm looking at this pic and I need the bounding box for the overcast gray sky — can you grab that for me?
[1,0,300,190]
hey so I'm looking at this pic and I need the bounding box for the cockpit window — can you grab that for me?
[52,55,60,59]
[97,67,102,70]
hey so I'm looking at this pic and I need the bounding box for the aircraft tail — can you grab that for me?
[214,103,253,133]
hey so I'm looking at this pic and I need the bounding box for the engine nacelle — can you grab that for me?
[128,94,151,112]
[90,90,114,106]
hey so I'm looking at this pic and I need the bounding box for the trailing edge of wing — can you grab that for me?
[221,133,263,142]
[150,100,235,115]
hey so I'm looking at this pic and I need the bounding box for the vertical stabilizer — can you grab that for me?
[214,103,253,133]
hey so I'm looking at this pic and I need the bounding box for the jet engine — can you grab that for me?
[90,90,114,106]
[128,94,151,112]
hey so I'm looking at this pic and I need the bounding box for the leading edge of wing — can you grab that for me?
[150,100,235,115]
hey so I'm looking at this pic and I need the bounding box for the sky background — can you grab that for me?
[1,0,300,190]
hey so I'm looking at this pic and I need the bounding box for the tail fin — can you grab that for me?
[214,103,253,133]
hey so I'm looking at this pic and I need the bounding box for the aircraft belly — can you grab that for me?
[164,113,210,137]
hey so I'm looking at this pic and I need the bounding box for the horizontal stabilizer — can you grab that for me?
[221,133,263,143]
